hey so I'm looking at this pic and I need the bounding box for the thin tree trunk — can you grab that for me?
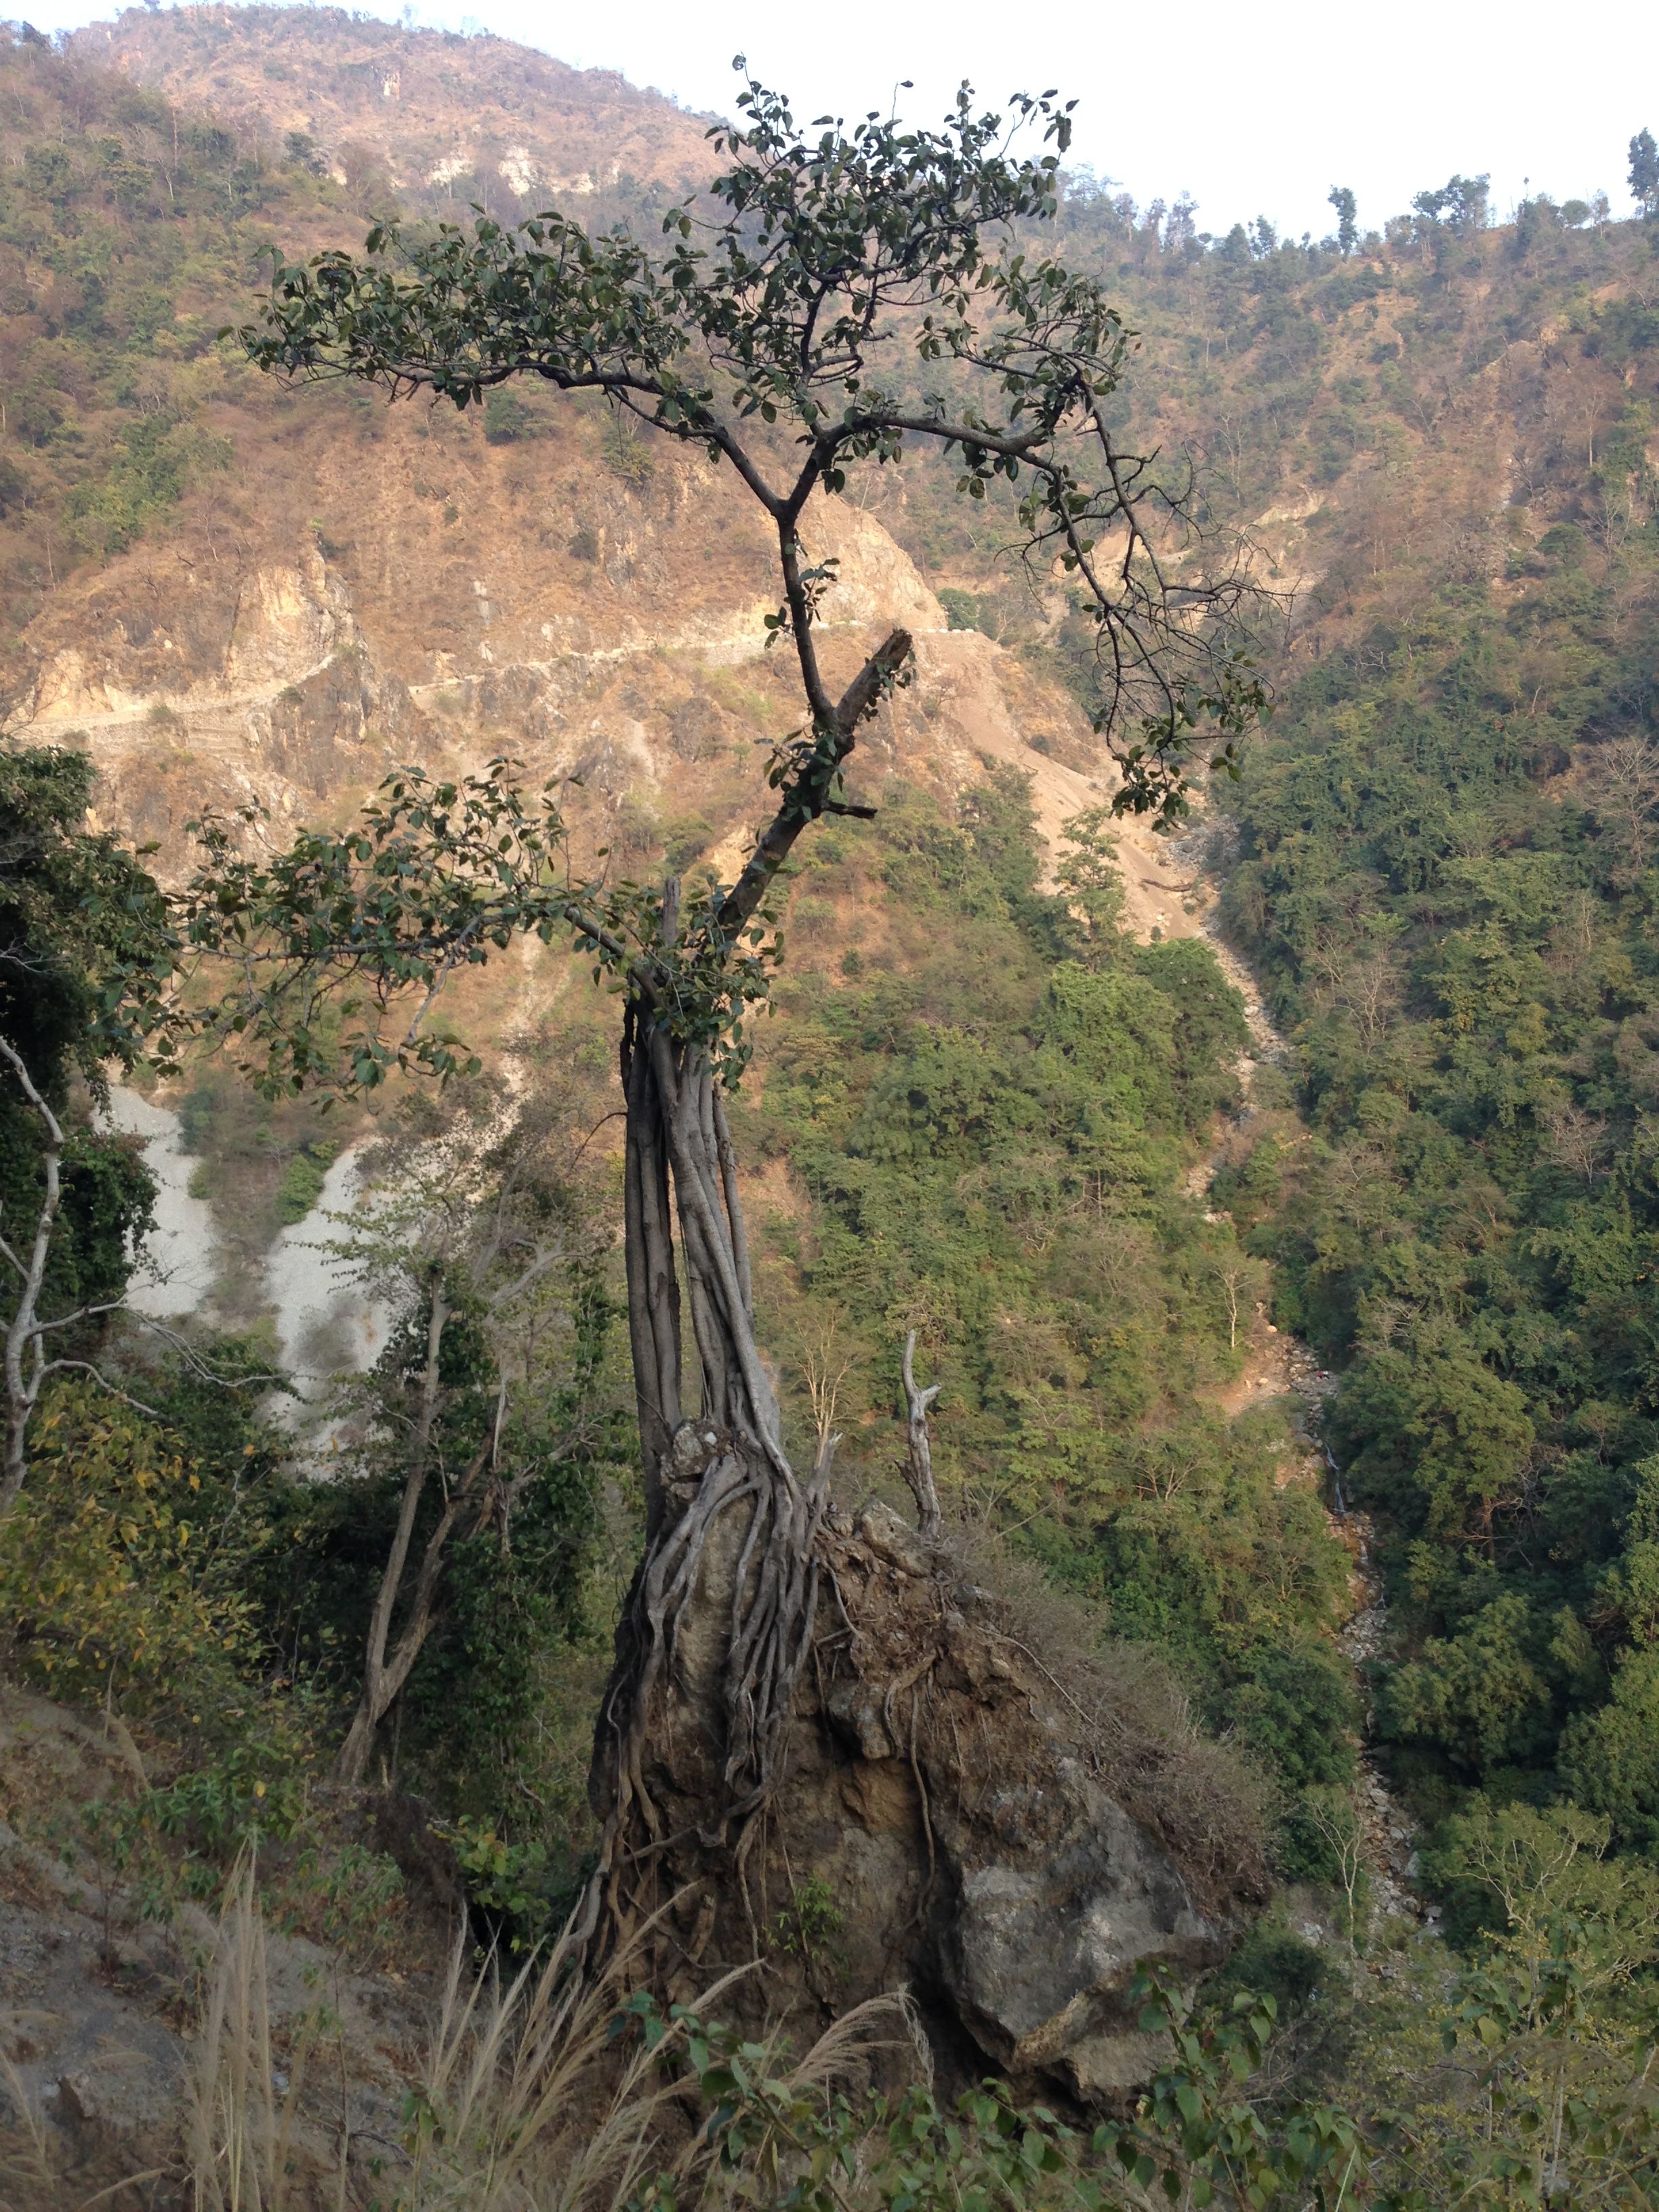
[335,1273,449,1784]
[0,1036,67,1523]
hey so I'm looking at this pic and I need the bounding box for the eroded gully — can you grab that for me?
[1182,867,1435,1935]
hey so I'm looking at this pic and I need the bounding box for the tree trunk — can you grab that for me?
[0,1036,68,1525]
[578,1014,828,1951]
[577,629,911,1959]
[335,1274,448,1785]
[902,1330,943,1541]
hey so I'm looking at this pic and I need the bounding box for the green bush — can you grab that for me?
[483,388,533,443]
[274,1141,334,1223]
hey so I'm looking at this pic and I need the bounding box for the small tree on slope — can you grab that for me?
[200,70,1262,1956]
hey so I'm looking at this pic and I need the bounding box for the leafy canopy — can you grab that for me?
[235,66,1262,816]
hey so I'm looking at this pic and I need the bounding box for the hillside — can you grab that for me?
[0,18,1184,895]
[1032,183,1659,1833]
[6,10,1659,2198]
[71,3,714,205]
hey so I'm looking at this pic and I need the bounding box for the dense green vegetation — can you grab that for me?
[878,129,1659,1864]
[752,775,1355,1828]
[1223,483,1659,1831]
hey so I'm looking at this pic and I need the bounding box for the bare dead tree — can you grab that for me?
[1584,734,1659,876]
[797,1305,855,1474]
[1541,1102,1609,1191]
[1211,1259,1252,1353]
[901,1330,943,1542]
[0,1036,201,1517]
[0,1033,77,1517]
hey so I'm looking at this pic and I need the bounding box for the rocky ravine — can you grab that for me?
[1168,848,1429,1940]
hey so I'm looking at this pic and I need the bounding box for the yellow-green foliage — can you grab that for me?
[0,1378,259,1717]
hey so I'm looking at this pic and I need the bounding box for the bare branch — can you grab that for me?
[901,1330,943,1542]
[0,1031,67,1521]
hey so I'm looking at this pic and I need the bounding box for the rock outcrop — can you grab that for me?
[626,1487,1268,2104]
[0,1686,435,2211]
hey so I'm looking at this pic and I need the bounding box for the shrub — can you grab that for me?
[0,1381,262,1721]
[482,389,532,443]
[274,1141,334,1223]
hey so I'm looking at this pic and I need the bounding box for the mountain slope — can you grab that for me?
[1029,185,1659,1825]
[71,2,713,206]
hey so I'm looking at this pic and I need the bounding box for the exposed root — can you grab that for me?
[577,1443,830,1960]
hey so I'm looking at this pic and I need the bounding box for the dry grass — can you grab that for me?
[184,1860,344,2212]
[946,1520,1274,1908]
[178,1869,926,2212]
[397,1911,925,2212]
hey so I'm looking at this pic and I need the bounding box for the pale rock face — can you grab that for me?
[101,1088,220,1319]
[943,1782,1217,2097]
[225,547,358,693]
[498,145,537,197]
[18,545,357,735]
[30,647,104,722]
[800,499,949,636]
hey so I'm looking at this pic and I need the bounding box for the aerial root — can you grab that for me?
[576,1441,828,1965]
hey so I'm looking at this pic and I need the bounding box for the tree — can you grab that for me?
[1299,1784,1368,1950]
[321,1074,612,1785]
[1630,127,1659,218]
[1209,1252,1260,1349]
[1052,805,1127,962]
[1585,731,1659,874]
[0,748,176,1520]
[1330,1341,1534,1554]
[901,1329,943,1539]
[206,71,1261,1954]
[1327,185,1357,257]
[1412,173,1490,236]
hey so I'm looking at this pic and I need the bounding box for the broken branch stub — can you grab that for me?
[903,1330,943,1542]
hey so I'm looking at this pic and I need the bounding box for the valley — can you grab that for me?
[3,9,1659,2205]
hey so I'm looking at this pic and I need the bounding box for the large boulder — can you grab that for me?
[615,1495,1269,2102]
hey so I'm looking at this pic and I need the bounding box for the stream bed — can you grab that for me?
[1193,901,1430,1930]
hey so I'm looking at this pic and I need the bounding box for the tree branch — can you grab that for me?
[714,628,912,945]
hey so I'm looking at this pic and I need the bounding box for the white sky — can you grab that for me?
[30,0,1659,239]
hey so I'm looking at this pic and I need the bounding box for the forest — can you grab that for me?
[5,9,1659,2206]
